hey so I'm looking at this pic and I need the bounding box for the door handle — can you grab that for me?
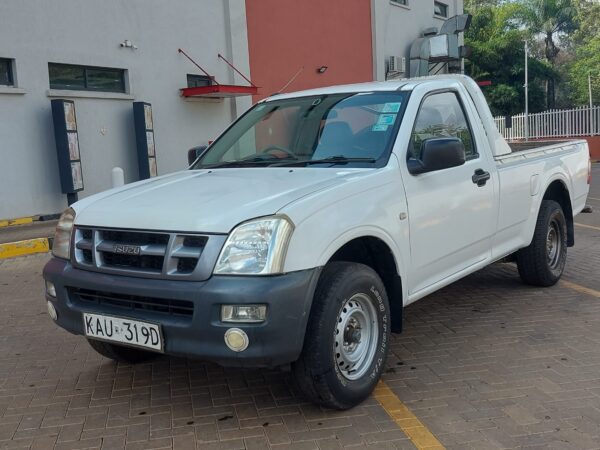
[472,169,491,187]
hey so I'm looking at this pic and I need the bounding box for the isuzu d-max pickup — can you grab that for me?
[43,75,591,409]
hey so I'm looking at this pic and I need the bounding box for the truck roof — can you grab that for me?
[263,74,475,101]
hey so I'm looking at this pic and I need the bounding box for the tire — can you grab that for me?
[516,200,568,287]
[87,339,159,364]
[292,262,391,410]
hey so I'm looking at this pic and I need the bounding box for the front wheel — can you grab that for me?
[292,262,390,410]
[516,200,568,287]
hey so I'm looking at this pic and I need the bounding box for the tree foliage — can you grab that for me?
[464,0,600,110]
[567,0,600,105]
[464,1,551,115]
[519,0,577,108]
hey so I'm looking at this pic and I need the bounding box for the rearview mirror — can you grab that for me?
[407,137,466,175]
[188,145,208,166]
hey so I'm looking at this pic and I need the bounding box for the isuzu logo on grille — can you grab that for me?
[113,244,141,255]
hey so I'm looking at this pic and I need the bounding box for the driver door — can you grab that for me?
[402,90,496,296]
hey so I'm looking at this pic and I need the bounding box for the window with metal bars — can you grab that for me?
[49,63,126,93]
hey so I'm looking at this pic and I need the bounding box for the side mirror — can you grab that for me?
[407,137,466,175]
[187,145,208,166]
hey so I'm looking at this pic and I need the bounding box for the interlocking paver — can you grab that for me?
[1,165,600,449]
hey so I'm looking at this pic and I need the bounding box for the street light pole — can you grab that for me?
[590,73,596,136]
[589,72,593,109]
[524,41,529,141]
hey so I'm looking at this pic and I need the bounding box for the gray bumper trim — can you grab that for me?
[43,258,321,368]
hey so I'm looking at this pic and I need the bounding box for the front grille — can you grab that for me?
[102,252,164,272]
[72,227,217,280]
[102,229,170,246]
[70,287,194,317]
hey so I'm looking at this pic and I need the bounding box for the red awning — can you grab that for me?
[180,84,258,99]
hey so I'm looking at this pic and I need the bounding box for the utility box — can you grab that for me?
[133,102,158,180]
[51,99,84,196]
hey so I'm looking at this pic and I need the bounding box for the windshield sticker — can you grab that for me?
[382,102,402,113]
[372,124,389,132]
[312,98,322,106]
[377,114,397,126]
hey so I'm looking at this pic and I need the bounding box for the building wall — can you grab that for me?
[245,0,374,102]
[0,0,251,219]
[372,0,463,81]
[0,0,463,220]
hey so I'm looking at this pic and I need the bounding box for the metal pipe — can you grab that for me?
[218,53,256,87]
[524,41,529,142]
[177,48,219,85]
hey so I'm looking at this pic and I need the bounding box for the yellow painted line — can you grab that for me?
[562,280,600,299]
[575,222,600,231]
[0,238,50,259]
[0,216,34,227]
[373,381,445,449]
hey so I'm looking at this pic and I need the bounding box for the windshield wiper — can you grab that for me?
[271,156,377,167]
[199,155,298,169]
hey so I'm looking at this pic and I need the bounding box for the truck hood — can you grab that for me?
[74,168,369,233]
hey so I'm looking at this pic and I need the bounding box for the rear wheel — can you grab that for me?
[516,200,567,287]
[87,339,159,364]
[292,262,390,410]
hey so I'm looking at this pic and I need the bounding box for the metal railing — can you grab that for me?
[495,106,600,140]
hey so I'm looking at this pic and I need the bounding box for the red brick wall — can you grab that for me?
[245,0,374,102]
[584,136,600,161]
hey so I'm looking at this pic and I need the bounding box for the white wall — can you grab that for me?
[0,0,460,219]
[372,0,463,81]
[0,0,250,219]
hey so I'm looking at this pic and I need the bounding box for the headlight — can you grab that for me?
[52,207,76,260]
[214,216,294,275]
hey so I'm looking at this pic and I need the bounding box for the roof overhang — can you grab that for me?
[180,84,259,99]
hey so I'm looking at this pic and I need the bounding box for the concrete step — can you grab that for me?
[0,220,57,244]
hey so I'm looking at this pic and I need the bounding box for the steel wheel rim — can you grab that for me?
[334,293,379,381]
[546,218,562,269]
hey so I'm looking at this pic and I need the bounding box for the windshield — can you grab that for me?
[191,92,408,169]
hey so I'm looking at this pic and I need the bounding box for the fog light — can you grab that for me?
[221,305,267,323]
[47,301,58,320]
[224,328,249,352]
[45,280,56,298]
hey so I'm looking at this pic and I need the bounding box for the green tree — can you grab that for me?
[464,2,550,115]
[520,0,577,108]
[568,36,600,105]
[571,0,600,46]
[566,0,600,105]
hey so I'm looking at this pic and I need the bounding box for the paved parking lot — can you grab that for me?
[1,165,599,450]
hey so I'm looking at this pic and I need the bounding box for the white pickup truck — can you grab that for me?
[44,75,591,409]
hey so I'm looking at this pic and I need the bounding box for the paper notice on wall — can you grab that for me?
[144,104,153,129]
[67,132,80,160]
[64,102,77,131]
[71,161,83,190]
[146,131,155,156]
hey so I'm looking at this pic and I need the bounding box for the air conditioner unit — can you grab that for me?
[388,56,406,74]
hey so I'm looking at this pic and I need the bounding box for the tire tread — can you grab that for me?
[292,262,389,409]
[516,200,566,287]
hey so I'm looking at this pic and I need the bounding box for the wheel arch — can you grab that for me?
[541,178,574,246]
[322,235,404,333]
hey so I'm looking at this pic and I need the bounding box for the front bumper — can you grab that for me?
[43,258,321,367]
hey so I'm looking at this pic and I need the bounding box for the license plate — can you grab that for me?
[83,313,163,352]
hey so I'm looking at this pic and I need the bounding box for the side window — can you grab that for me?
[410,92,476,161]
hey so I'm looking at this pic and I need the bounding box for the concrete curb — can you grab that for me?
[0,238,53,259]
[0,216,35,227]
